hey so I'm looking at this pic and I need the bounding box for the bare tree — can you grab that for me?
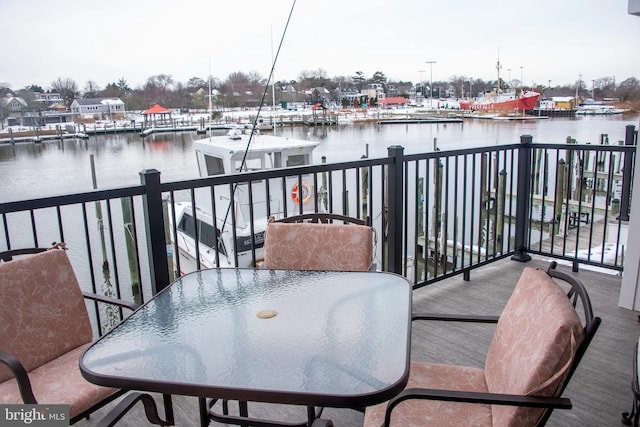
[617,77,640,101]
[50,77,79,106]
[83,80,101,98]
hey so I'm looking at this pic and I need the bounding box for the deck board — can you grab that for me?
[76,256,638,426]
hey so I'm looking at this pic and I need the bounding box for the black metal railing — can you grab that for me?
[1,127,636,333]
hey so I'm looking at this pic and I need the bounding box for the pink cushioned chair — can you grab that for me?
[202,214,377,426]
[363,262,600,427]
[262,213,376,271]
[0,245,170,425]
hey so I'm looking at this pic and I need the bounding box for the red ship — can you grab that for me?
[459,90,540,112]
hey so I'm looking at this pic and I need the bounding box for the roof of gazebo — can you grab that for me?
[143,104,171,115]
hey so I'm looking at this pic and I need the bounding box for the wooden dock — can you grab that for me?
[377,118,464,125]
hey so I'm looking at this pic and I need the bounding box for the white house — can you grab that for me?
[70,98,126,120]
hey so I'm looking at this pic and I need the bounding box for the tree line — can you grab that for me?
[2,69,640,111]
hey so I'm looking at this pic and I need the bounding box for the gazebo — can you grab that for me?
[142,104,172,127]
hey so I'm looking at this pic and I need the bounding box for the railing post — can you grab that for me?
[140,169,170,294]
[511,135,532,262]
[387,145,404,275]
[618,124,636,221]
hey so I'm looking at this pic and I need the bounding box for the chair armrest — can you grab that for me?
[0,351,37,404]
[412,313,500,323]
[384,388,571,425]
[82,292,139,311]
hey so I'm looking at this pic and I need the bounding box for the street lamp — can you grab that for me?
[520,66,523,91]
[418,70,425,103]
[426,60,437,108]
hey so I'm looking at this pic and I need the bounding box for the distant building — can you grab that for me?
[34,92,64,105]
[336,87,361,107]
[361,83,385,101]
[70,98,126,120]
[1,96,28,112]
[377,97,411,109]
[310,87,331,104]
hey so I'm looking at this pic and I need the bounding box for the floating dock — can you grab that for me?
[377,118,463,125]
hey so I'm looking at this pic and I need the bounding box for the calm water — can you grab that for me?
[1,114,638,203]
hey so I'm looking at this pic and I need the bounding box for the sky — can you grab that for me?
[1,0,639,91]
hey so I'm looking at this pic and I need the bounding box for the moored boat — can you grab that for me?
[171,130,322,273]
[460,90,540,112]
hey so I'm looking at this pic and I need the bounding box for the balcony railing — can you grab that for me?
[1,127,636,334]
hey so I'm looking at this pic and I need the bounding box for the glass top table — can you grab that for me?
[80,268,412,409]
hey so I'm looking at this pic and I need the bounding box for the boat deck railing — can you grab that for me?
[0,126,636,335]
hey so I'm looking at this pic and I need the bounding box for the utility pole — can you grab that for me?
[426,61,437,108]
[418,70,425,104]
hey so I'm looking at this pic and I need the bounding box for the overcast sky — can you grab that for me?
[1,0,638,91]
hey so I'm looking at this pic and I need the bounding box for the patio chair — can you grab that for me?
[363,261,601,427]
[262,213,377,271]
[201,214,376,426]
[0,244,172,426]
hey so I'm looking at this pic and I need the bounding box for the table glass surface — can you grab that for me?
[81,269,411,405]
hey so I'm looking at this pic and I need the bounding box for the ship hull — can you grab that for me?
[460,92,540,112]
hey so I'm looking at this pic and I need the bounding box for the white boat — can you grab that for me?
[575,100,626,115]
[171,130,322,273]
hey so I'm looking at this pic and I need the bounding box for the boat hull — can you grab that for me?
[460,92,540,112]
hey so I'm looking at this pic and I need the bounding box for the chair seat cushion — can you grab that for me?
[363,362,493,427]
[0,344,117,419]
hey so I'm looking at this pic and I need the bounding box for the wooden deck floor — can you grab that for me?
[77,256,639,426]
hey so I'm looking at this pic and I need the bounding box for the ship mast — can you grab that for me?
[496,49,502,94]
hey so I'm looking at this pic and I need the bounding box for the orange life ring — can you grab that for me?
[291,182,313,205]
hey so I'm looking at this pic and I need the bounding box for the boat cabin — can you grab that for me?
[194,132,320,177]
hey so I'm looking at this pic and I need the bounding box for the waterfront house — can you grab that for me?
[310,87,331,105]
[70,97,126,120]
[34,92,64,106]
[0,96,27,113]
[361,83,385,102]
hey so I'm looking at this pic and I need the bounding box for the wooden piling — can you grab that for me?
[321,156,328,211]
[479,153,488,249]
[554,159,566,227]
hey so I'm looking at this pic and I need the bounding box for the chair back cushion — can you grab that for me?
[0,249,93,382]
[262,221,373,271]
[484,267,585,427]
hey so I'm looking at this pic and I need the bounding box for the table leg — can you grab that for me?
[162,394,174,425]
[199,398,210,427]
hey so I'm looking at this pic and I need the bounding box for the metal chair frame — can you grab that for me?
[377,261,601,427]
[0,246,173,426]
